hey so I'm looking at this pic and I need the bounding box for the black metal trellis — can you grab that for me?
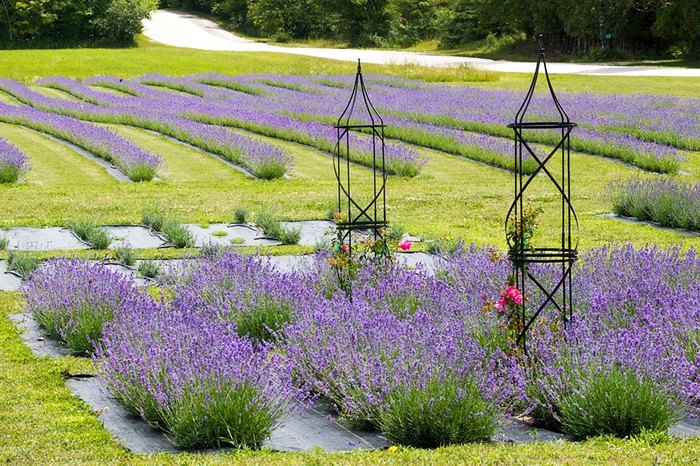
[505,35,580,353]
[334,59,388,255]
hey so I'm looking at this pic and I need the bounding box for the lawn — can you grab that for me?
[1,38,699,465]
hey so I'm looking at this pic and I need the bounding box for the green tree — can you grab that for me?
[654,0,700,58]
[248,0,323,40]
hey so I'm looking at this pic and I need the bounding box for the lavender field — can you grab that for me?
[20,246,700,449]
[0,72,696,246]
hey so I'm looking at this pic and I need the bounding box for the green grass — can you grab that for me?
[0,118,697,250]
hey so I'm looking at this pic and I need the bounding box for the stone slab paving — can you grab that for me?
[0,261,21,292]
[1,221,335,251]
[4,227,88,251]
[106,226,166,249]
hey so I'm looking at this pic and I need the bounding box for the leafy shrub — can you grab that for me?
[114,245,135,266]
[23,259,142,354]
[0,233,8,250]
[137,260,162,279]
[67,219,112,250]
[279,226,301,245]
[161,219,195,248]
[97,301,296,449]
[7,251,40,278]
[233,207,249,224]
[255,211,301,245]
[380,376,498,447]
[142,208,195,248]
[558,367,682,439]
[141,208,167,231]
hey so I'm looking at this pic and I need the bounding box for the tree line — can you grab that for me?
[162,0,699,58]
[0,0,157,46]
[0,0,696,57]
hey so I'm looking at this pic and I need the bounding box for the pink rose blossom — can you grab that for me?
[398,239,412,251]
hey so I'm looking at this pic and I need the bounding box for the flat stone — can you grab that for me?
[493,418,571,443]
[0,261,22,292]
[66,377,178,454]
[187,223,279,248]
[280,221,335,246]
[4,227,88,251]
[105,226,166,249]
[9,313,71,358]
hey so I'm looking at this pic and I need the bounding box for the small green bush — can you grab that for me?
[161,220,195,249]
[256,211,300,245]
[380,376,498,447]
[114,245,135,266]
[256,211,284,239]
[7,251,40,278]
[0,233,8,250]
[558,367,682,439]
[233,207,249,224]
[142,208,167,231]
[137,260,161,279]
[67,219,112,250]
[279,227,301,245]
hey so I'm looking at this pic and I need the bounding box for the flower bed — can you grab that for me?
[1,73,690,177]
[0,101,160,181]
[20,243,700,449]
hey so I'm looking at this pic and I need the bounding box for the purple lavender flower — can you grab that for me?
[611,177,700,231]
[0,136,30,183]
[23,258,143,354]
[97,298,296,449]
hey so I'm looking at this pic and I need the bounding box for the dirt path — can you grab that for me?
[142,10,700,77]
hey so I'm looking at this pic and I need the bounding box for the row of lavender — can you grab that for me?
[23,245,700,449]
[2,73,690,181]
[0,78,293,180]
[127,72,691,174]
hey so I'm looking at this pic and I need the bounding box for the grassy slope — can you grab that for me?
[1,40,700,465]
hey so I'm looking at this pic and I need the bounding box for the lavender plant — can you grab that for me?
[97,300,296,449]
[170,252,313,343]
[525,245,700,437]
[67,219,112,250]
[284,296,525,440]
[611,177,700,231]
[23,258,141,354]
[0,137,30,183]
[6,251,39,278]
